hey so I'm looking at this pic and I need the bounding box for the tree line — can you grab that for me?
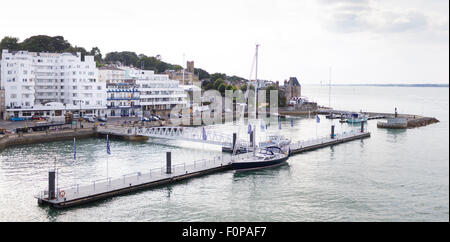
[1,35,280,100]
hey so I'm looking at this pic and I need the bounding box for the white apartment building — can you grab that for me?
[0,49,106,120]
[99,65,126,83]
[121,67,187,112]
[106,82,140,117]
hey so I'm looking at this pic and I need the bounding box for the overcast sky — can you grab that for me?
[1,0,448,84]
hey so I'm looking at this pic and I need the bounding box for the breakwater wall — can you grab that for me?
[0,128,97,149]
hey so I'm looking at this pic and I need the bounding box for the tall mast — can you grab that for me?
[254,44,259,156]
[254,44,259,119]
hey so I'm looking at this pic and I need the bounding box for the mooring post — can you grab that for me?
[395,107,398,118]
[166,151,172,174]
[361,121,364,133]
[232,133,237,151]
[331,125,335,139]
[48,170,56,200]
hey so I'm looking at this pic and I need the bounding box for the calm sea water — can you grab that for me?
[0,85,448,221]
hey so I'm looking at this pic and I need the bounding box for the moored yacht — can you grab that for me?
[231,146,289,171]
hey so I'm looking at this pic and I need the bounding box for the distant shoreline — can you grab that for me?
[306,84,449,87]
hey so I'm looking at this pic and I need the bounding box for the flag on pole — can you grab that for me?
[279,118,282,130]
[316,114,320,123]
[202,127,207,141]
[291,118,294,127]
[248,124,252,134]
[260,120,265,132]
[74,138,76,160]
[106,135,111,155]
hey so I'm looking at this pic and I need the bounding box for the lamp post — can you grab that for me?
[78,100,84,129]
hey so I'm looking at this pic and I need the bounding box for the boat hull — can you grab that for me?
[231,156,289,171]
[346,118,368,123]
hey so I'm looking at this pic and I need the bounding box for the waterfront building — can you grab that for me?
[106,82,140,117]
[98,65,126,83]
[121,66,187,113]
[99,65,140,117]
[283,77,302,104]
[0,49,106,120]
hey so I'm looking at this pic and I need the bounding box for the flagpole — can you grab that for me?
[106,135,109,181]
[74,137,76,187]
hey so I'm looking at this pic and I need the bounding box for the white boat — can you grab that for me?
[231,44,290,171]
[232,146,289,171]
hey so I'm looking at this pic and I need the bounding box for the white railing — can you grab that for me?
[38,155,230,202]
[289,129,368,150]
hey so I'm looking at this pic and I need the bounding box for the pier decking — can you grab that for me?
[36,156,232,208]
[36,128,371,209]
[289,130,370,154]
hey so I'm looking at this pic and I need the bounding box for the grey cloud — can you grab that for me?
[319,0,438,34]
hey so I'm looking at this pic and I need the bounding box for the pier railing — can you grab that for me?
[36,155,230,202]
[289,129,368,151]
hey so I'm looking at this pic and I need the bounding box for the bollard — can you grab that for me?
[361,121,364,133]
[331,125,335,139]
[48,170,56,199]
[232,133,237,151]
[166,152,172,174]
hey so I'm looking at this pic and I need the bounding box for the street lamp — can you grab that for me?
[78,100,84,129]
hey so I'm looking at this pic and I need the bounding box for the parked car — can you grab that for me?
[10,117,25,121]
[98,117,107,122]
[150,116,159,121]
[32,115,44,120]
[141,117,150,122]
[86,117,96,123]
[82,114,96,121]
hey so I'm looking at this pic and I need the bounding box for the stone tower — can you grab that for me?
[186,61,194,73]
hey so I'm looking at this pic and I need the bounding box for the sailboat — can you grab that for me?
[231,44,289,171]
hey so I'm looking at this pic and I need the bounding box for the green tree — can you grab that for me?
[210,73,227,82]
[21,35,71,52]
[218,83,227,95]
[214,78,225,89]
[104,51,139,66]
[0,37,20,53]
[195,68,210,80]
[240,84,247,92]
[203,82,215,90]
[90,47,102,63]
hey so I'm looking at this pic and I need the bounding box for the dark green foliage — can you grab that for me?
[240,84,247,92]
[227,75,246,82]
[104,51,139,67]
[210,73,227,82]
[0,37,20,55]
[21,35,71,52]
[90,47,102,63]
[218,83,227,95]
[194,68,210,80]
[203,81,215,90]
[213,78,225,89]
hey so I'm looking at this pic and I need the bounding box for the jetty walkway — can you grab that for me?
[36,125,370,208]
